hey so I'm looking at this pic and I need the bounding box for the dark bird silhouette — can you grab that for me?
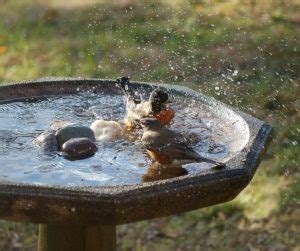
[140,118,225,166]
[116,77,174,129]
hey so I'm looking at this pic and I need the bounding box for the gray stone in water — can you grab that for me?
[33,130,58,152]
[50,120,73,131]
[55,125,96,150]
[61,137,98,160]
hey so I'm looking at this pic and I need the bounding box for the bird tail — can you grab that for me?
[196,155,225,167]
[116,77,142,104]
[116,76,130,97]
[186,149,225,167]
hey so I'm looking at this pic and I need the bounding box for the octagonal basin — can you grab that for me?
[0,78,272,225]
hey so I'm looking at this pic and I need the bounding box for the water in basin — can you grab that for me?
[0,91,249,186]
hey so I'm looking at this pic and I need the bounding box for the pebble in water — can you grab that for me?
[32,130,58,152]
[55,125,96,149]
[90,120,124,141]
[61,138,98,160]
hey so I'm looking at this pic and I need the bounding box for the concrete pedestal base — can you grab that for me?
[38,224,116,251]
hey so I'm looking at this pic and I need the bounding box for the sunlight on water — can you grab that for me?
[0,91,249,186]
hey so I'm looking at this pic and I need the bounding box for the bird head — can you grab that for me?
[149,89,170,113]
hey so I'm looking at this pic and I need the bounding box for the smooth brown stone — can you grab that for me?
[55,125,96,150]
[61,138,98,160]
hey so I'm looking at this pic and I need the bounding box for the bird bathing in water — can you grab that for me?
[116,77,175,129]
[140,118,225,167]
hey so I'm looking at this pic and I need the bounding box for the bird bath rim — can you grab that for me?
[0,78,272,225]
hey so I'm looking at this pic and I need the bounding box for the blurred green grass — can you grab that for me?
[0,0,299,250]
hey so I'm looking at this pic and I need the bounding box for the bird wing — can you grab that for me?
[142,129,195,159]
[159,141,202,161]
[143,129,206,161]
[141,131,165,150]
[117,77,142,104]
[142,128,224,165]
[161,135,223,164]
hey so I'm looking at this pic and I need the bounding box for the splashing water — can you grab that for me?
[0,91,248,186]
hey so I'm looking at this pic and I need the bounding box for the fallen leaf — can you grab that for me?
[0,46,7,55]
[43,8,59,21]
[194,4,202,13]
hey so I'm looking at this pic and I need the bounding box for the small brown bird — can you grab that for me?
[117,77,174,129]
[140,118,225,166]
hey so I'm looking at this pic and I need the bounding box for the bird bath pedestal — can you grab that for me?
[0,78,272,251]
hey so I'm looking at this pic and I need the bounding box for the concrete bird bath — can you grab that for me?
[0,78,272,251]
